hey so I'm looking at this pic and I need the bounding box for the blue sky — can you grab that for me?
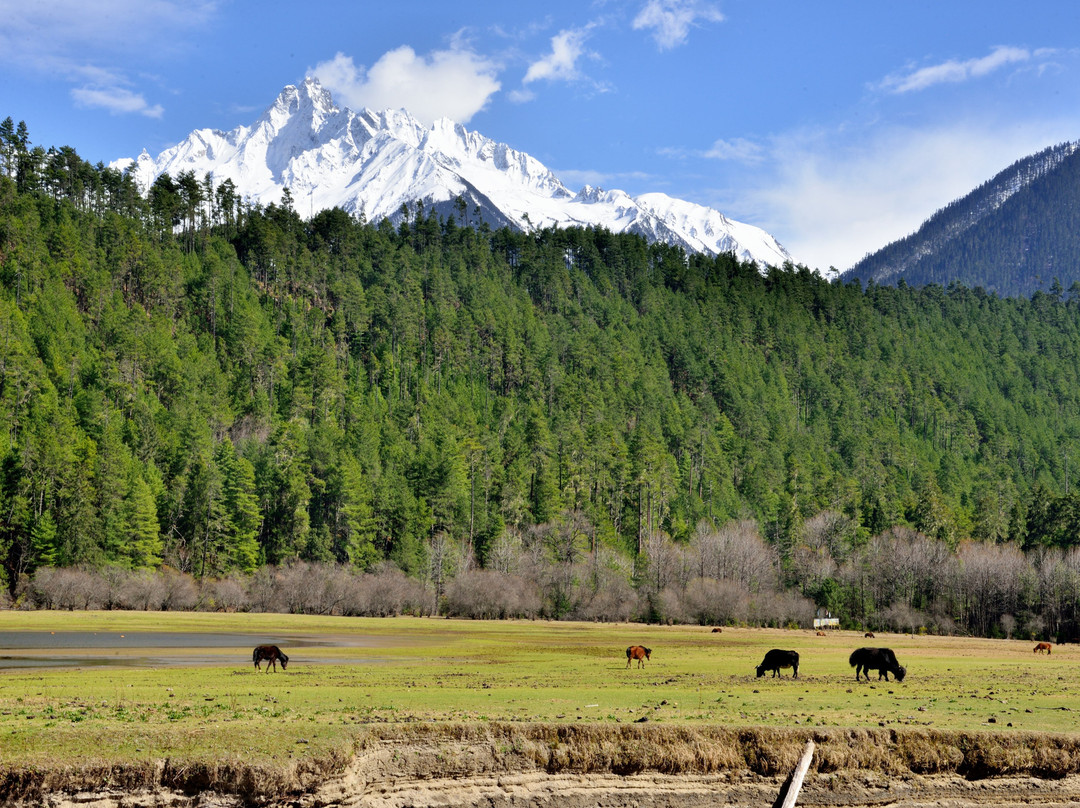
[3,0,1080,271]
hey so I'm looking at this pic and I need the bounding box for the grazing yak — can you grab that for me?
[756,649,799,679]
[626,645,651,668]
[849,647,905,682]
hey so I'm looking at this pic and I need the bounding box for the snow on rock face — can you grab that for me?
[113,77,793,267]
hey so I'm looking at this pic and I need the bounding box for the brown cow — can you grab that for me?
[1034,642,1052,654]
[626,645,651,668]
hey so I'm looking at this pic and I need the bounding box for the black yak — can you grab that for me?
[756,649,799,678]
[849,647,905,682]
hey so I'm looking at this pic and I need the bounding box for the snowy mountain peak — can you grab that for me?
[115,77,793,266]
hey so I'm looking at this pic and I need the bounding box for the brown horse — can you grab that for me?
[253,644,289,672]
[864,632,875,638]
[711,627,723,633]
[626,645,651,668]
[1034,642,1053,654]
[815,630,827,637]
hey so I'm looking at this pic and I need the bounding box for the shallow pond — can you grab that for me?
[0,630,389,670]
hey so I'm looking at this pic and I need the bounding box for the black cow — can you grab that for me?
[849,647,905,682]
[756,649,799,678]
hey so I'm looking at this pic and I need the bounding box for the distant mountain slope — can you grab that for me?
[114,77,793,267]
[843,141,1080,297]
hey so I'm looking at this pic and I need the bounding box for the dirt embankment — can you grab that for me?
[8,724,1080,807]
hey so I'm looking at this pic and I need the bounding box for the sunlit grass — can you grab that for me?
[0,611,1077,769]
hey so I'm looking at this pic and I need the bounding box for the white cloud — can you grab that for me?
[311,48,500,125]
[704,137,765,163]
[72,86,164,118]
[878,46,1033,93]
[632,0,723,51]
[556,167,653,190]
[739,122,1080,272]
[523,28,593,84]
[508,88,537,104]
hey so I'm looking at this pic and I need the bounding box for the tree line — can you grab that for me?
[4,118,1080,637]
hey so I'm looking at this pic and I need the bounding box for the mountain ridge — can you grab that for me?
[843,140,1080,296]
[114,77,793,266]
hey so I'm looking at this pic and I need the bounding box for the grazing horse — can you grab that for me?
[711,627,723,633]
[1034,642,1053,654]
[626,645,651,668]
[864,632,875,638]
[253,645,289,672]
[815,630,827,637]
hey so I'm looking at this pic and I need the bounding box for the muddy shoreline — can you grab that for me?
[6,724,1080,807]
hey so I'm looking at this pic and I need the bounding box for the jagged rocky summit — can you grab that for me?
[115,77,793,266]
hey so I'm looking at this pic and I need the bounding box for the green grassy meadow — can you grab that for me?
[0,611,1076,770]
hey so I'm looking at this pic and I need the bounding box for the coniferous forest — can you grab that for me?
[5,120,1080,638]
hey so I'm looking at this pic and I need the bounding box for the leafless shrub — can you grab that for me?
[801,511,858,562]
[247,566,286,613]
[1022,612,1047,641]
[679,577,751,626]
[686,519,778,592]
[999,613,1017,639]
[342,562,433,616]
[748,588,815,628]
[96,566,133,610]
[486,528,526,575]
[118,570,167,611]
[276,561,356,615]
[201,575,251,612]
[160,567,198,611]
[641,530,682,594]
[880,602,926,634]
[443,569,541,619]
[656,585,688,624]
[957,541,1032,637]
[571,550,641,622]
[30,567,107,610]
[571,577,641,622]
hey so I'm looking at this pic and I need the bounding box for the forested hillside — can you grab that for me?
[844,141,1080,297]
[4,121,1080,636]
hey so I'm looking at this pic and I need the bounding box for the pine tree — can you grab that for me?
[124,472,162,569]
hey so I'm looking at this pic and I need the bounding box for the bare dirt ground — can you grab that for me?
[14,725,1080,808]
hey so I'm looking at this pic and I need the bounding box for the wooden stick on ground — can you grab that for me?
[772,739,815,808]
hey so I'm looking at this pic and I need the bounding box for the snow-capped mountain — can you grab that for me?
[114,78,792,266]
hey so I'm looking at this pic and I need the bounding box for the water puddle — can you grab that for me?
[0,630,396,670]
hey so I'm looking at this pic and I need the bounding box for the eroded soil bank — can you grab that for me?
[7,723,1080,807]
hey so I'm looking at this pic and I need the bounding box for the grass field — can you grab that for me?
[0,611,1076,773]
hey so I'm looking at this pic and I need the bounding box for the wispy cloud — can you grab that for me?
[0,0,216,118]
[311,48,500,125]
[878,45,1036,93]
[556,166,654,190]
[632,0,723,51]
[72,86,164,118]
[522,27,594,84]
[703,137,766,163]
